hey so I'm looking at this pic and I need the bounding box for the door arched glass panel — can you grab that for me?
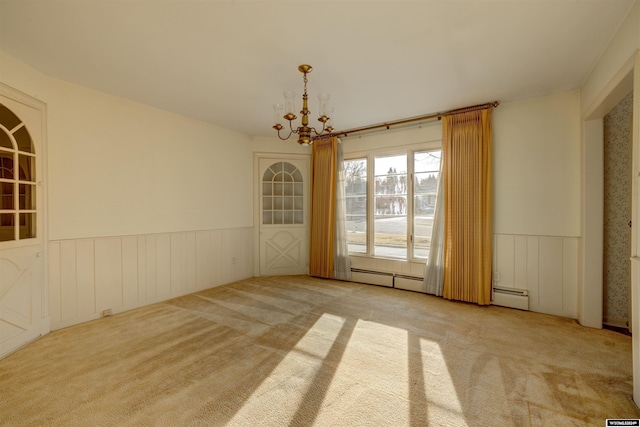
[0,103,36,242]
[262,161,303,225]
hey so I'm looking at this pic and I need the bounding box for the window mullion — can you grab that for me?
[13,150,18,241]
[366,153,374,256]
[407,151,414,260]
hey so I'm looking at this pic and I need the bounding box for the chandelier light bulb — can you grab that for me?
[325,108,334,131]
[272,104,284,126]
[283,91,297,118]
[318,93,330,118]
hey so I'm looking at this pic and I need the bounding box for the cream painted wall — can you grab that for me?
[581,1,640,115]
[44,78,253,240]
[1,51,256,330]
[493,93,581,319]
[493,91,581,237]
[1,51,254,240]
[0,51,49,100]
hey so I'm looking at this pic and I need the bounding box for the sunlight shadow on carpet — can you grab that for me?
[226,313,353,426]
[0,275,638,426]
[408,333,428,426]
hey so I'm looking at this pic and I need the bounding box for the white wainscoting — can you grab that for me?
[48,227,254,330]
[348,235,578,319]
[493,234,578,318]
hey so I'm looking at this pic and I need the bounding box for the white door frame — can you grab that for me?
[580,50,640,403]
[0,82,50,348]
[253,152,310,277]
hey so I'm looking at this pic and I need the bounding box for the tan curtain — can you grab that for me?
[309,137,338,278]
[442,109,493,304]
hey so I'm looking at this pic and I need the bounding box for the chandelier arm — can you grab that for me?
[277,128,294,141]
[289,120,298,134]
[310,124,330,136]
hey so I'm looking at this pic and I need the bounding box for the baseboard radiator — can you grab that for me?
[350,269,424,291]
[492,287,529,311]
[350,269,529,310]
[350,268,394,287]
[394,274,424,292]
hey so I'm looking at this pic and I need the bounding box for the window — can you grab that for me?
[374,154,408,258]
[345,158,367,253]
[413,150,441,258]
[344,147,441,261]
[0,104,36,242]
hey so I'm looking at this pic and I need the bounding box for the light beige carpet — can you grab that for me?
[0,275,638,426]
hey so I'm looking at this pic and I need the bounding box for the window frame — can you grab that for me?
[344,156,368,255]
[261,161,304,226]
[344,142,441,263]
[0,111,37,244]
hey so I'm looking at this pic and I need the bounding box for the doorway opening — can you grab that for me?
[603,91,634,332]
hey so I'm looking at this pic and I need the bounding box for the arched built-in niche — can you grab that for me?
[0,103,36,242]
[261,161,304,225]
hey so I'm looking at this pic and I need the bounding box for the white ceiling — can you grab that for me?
[0,0,635,138]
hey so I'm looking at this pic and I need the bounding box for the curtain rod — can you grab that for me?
[329,101,499,139]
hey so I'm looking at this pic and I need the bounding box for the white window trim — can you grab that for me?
[0,119,38,244]
[345,141,441,263]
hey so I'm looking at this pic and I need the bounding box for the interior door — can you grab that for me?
[0,86,47,358]
[258,156,309,276]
